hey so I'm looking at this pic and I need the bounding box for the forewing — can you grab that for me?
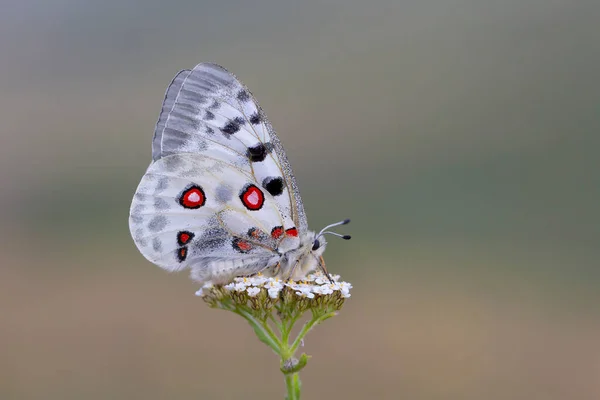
[152,63,308,232]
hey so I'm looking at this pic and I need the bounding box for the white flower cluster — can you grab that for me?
[195,272,352,299]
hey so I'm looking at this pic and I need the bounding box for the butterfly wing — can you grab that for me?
[130,63,307,282]
[129,153,293,282]
[152,63,308,233]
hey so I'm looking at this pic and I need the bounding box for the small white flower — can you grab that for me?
[294,285,315,299]
[314,276,329,285]
[246,287,261,297]
[285,281,303,291]
[295,290,315,299]
[195,288,205,296]
[310,285,323,295]
[313,284,334,295]
[310,272,341,284]
[265,278,284,298]
[239,277,254,286]
[265,278,283,289]
[246,275,268,286]
[233,282,248,292]
[325,280,352,297]
[223,282,236,291]
[338,281,352,298]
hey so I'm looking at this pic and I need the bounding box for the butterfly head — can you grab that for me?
[281,219,350,281]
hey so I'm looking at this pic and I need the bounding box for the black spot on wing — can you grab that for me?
[263,176,285,196]
[221,121,239,135]
[237,89,250,102]
[220,117,246,135]
[249,112,261,125]
[204,110,215,121]
[247,143,268,162]
[246,142,274,162]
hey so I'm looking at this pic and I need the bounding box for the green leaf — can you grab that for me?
[250,322,280,354]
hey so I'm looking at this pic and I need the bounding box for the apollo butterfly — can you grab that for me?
[128,63,350,284]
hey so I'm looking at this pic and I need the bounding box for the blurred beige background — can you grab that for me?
[1,0,599,399]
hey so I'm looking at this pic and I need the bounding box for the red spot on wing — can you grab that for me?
[285,227,298,237]
[240,184,264,210]
[177,231,195,246]
[233,238,252,253]
[271,226,284,239]
[248,228,261,239]
[179,185,206,209]
[177,247,188,262]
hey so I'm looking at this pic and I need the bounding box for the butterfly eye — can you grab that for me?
[312,239,320,251]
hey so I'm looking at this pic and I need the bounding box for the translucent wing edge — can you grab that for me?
[153,69,192,161]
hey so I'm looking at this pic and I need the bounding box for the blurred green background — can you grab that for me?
[1,0,599,399]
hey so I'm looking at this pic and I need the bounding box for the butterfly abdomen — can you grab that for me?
[189,256,272,284]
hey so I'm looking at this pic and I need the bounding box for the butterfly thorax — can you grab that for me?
[273,231,327,281]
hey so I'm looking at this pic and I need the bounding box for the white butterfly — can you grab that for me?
[129,63,350,285]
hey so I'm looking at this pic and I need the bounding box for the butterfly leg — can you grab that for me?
[285,259,301,282]
[318,255,334,283]
[271,261,281,276]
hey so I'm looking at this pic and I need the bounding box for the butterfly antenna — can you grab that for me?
[317,219,350,238]
[320,231,351,240]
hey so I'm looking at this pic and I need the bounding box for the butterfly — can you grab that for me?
[129,63,350,285]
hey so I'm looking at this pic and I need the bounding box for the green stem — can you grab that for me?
[285,372,301,400]
[280,312,302,399]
